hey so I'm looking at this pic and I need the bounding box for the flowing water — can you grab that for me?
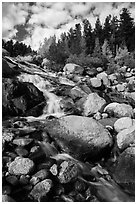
[17,72,65,121]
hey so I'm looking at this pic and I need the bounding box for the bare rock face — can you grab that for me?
[113,147,135,195]
[45,115,113,160]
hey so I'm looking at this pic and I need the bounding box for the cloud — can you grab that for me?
[2,2,28,39]
[2,2,135,50]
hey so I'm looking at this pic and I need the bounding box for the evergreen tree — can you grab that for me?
[102,39,112,59]
[83,19,94,55]
[119,8,135,51]
[103,15,111,42]
[94,17,103,45]
[92,37,102,58]
[110,16,119,56]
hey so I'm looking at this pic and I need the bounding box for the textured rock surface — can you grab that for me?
[114,117,134,133]
[83,93,106,116]
[29,179,52,201]
[90,77,102,88]
[63,63,84,75]
[113,147,135,194]
[8,157,34,175]
[45,115,113,159]
[116,126,135,151]
[104,102,134,118]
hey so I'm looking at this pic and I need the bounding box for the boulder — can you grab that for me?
[104,102,134,118]
[90,77,102,88]
[2,58,20,78]
[114,117,134,133]
[2,78,45,117]
[113,147,135,194]
[83,93,106,116]
[96,72,110,86]
[116,125,135,151]
[116,84,125,92]
[96,67,103,73]
[70,86,87,100]
[108,74,117,83]
[8,157,34,175]
[45,115,113,160]
[86,67,97,77]
[63,63,84,76]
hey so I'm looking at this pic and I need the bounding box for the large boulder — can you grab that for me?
[63,63,84,76]
[2,58,20,78]
[113,147,135,195]
[78,93,106,116]
[45,115,113,160]
[116,125,135,151]
[104,102,134,118]
[2,78,45,117]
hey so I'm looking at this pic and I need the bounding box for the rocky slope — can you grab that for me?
[2,55,135,202]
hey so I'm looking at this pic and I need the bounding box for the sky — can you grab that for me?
[2,2,135,51]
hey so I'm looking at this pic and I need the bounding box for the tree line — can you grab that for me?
[38,8,135,67]
[2,39,35,57]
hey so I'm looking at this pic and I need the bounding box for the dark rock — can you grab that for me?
[8,157,34,175]
[15,147,29,157]
[29,179,52,201]
[113,147,135,195]
[31,169,49,181]
[45,116,113,160]
[2,58,20,78]
[2,78,45,117]
[6,175,19,185]
[19,175,29,185]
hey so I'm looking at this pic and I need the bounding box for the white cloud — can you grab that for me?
[2,2,135,50]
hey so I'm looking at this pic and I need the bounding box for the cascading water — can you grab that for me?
[17,72,65,121]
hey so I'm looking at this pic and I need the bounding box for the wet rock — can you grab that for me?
[116,126,135,151]
[63,63,84,76]
[104,102,134,118]
[83,93,106,116]
[113,147,135,194]
[29,179,52,201]
[8,157,34,175]
[45,116,113,160]
[2,195,15,202]
[13,138,33,146]
[114,117,134,133]
[93,111,102,120]
[101,113,108,119]
[58,160,79,183]
[90,77,102,88]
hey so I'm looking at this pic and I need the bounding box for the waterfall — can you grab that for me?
[17,73,64,121]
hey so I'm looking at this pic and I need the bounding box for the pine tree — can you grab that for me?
[83,19,94,55]
[94,17,103,45]
[119,8,135,51]
[103,15,111,42]
[102,39,112,59]
[92,37,102,58]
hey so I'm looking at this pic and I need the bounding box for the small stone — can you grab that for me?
[8,157,34,175]
[101,113,108,119]
[90,77,102,88]
[2,129,14,145]
[6,175,19,185]
[13,138,33,146]
[93,112,102,120]
[116,84,125,92]
[31,169,49,183]
[30,145,39,153]
[97,67,103,73]
[74,180,87,192]
[15,147,28,156]
[125,72,132,78]
[50,164,58,176]
[29,179,52,201]
[30,176,39,186]
[58,160,78,183]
